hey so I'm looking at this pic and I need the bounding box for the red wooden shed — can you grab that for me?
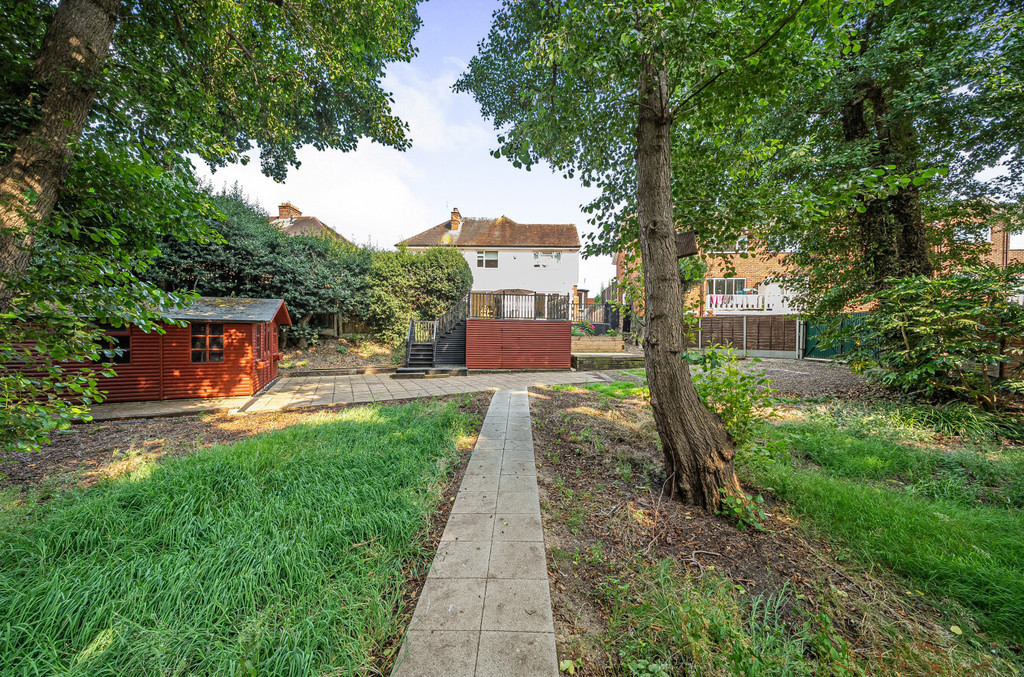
[92,297,291,402]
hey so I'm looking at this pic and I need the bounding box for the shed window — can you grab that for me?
[706,278,747,295]
[476,251,498,268]
[96,324,131,364]
[191,323,225,363]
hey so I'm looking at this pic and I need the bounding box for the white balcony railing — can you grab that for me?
[704,294,798,315]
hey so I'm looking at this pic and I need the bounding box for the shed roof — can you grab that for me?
[398,216,579,249]
[167,297,292,326]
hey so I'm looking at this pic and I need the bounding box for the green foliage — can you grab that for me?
[761,407,1024,509]
[571,323,597,336]
[0,0,421,180]
[744,402,1024,644]
[686,345,775,447]
[1,147,213,457]
[600,560,862,676]
[0,0,423,454]
[363,246,473,345]
[840,265,1024,410]
[0,400,467,673]
[718,489,768,531]
[143,186,371,345]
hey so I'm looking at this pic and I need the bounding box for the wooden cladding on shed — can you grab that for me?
[466,319,571,370]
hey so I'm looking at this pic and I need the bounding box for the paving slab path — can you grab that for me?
[391,388,557,677]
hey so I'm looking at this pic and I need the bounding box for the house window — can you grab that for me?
[191,323,225,363]
[476,251,498,268]
[954,226,991,244]
[533,251,562,268]
[96,324,130,364]
[709,237,749,254]
[707,278,747,295]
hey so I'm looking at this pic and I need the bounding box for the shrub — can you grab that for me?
[840,265,1024,411]
[362,247,473,346]
[685,344,775,446]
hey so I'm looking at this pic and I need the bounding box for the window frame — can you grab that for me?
[706,278,748,296]
[190,323,225,363]
[96,324,131,365]
[476,250,499,268]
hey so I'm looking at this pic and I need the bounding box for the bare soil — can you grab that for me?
[279,336,401,374]
[529,386,982,675]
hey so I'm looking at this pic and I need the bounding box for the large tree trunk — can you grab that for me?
[636,60,741,511]
[0,0,121,311]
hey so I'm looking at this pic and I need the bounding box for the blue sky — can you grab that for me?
[194,0,617,293]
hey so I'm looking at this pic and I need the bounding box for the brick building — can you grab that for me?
[615,218,1023,317]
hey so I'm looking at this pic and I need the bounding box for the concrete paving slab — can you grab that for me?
[430,541,492,579]
[496,492,543,517]
[393,387,557,677]
[451,491,499,514]
[458,474,500,493]
[492,514,545,542]
[475,632,557,677]
[440,513,495,542]
[410,577,486,631]
[487,542,548,579]
[393,630,480,677]
[481,579,554,633]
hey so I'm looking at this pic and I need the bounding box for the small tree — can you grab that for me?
[843,265,1024,411]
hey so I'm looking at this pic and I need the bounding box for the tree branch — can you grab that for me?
[670,0,811,117]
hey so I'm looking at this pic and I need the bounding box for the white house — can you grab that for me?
[398,208,580,296]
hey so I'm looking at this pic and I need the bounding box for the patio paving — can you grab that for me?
[83,371,603,421]
[391,388,557,677]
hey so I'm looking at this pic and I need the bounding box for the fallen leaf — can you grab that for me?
[950,625,963,636]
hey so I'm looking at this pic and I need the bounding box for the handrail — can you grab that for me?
[436,294,470,338]
[405,317,415,365]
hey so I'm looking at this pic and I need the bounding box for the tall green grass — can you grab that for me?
[767,421,1024,508]
[0,401,465,675]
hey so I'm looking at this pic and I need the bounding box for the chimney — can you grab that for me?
[450,207,462,231]
[278,202,302,220]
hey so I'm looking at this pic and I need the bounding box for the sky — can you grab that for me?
[193,0,618,294]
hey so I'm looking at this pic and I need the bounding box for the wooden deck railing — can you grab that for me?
[467,292,569,320]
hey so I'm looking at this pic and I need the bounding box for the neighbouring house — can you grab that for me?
[270,202,353,245]
[397,208,581,296]
[615,217,1024,317]
[17,297,292,403]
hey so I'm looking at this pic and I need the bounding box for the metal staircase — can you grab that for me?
[402,295,469,372]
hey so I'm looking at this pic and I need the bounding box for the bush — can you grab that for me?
[840,265,1024,411]
[685,344,775,446]
[363,246,473,345]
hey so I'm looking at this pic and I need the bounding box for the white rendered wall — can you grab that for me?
[407,246,579,294]
[462,248,579,294]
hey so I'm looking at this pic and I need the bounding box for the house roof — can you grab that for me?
[167,297,292,326]
[398,216,580,249]
[270,215,353,245]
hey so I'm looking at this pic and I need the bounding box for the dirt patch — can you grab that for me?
[616,356,881,399]
[1,392,492,493]
[529,386,976,675]
[279,336,401,374]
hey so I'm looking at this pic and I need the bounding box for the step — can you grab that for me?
[394,367,468,379]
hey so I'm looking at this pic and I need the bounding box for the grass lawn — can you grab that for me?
[747,403,1024,644]
[0,399,470,675]
[532,382,1023,675]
